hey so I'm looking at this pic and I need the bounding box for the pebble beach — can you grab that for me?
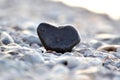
[0,0,120,80]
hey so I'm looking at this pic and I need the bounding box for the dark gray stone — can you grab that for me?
[37,23,80,53]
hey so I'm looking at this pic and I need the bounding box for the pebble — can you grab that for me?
[115,62,120,68]
[37,23,80,53]
[114,52,120,58]
[110,37,120,45]
[22,35,42,46]
[30,64,50,75]
[97,45,120,52]
[95,33,120,45]
[95,33,119,41]
[89,39,105,49]
[71,51,84,57]
[0,59,29,72]
[19,53,44,65]
[0,32,14,45]
[83,48,94,57]
[7,50,19,55]
[73,75,91,80]
[42,53,58,61]
[61,52,74,56]
[50,64,70,80]
[12,25,23,31]
[55,56,80,69]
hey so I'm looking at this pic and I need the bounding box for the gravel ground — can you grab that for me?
[0,0,120,80]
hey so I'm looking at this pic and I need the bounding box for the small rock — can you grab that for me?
[52,64,69,74]
[89,39,105,49]
[61,52,74,56]
[55,56,80,69]
[53,52,63,56]
[95,33,119,41]
[115,62,120,68]
[6,50,19,55]
[110,37,120,45]
[50,64,70,80]
[22,35,42,46]
[73,75,91,80]
[12,25,23,31]
[0,46,6,52]
[73,42,90,51]
[95,33,120,45]
[114,52,120,58]
[97,45,120,52]
[83,49,94,57]
[37,23,80,53]
[0,59,28,72]
[72,51,84,57]
[19,53,44,64]
[0,32,14,45]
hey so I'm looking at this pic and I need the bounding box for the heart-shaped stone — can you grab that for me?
[37,23,80,53]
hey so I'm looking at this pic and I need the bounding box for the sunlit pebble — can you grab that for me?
[0,46,6,52]
[53,52,63,56]
[89,39,105,49]
[95,34,119,41]
[73,75,90,80]
[22,35,42,46]
[39,47,46,53]
[75,67,98,74]
[114,52,120,58]
[12,26,23,31]
[55,56,81,69]
[110,37,120,45]
[30,43,40,48]
[95,34,120,45]
[19,53,44,65]
[50,64,70,80]
[62,57,103,71]
[61,52,74,56]
[115,62,120,68]
[4,43,21,49]
[102,59,118,70]
[97,45,120,52]
[71,51,84,57]
[5,50,19,55]
[0,32,14,45]
[0,43,21,53]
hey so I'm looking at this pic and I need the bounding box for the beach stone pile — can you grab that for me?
[0,0,120,80]
[0,21,120,80]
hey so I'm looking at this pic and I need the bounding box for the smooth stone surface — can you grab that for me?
[95,33,119,41]
[109,37,120,45]
[37,23,80,53]
[97,45,120,52]
[19,53,44,64]
[0,32,14,45]
[50,64,70,80]
[22,35,42,46]
[89,39,105,49]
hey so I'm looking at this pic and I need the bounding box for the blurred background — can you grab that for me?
[0,0,120,40]
[53,0,120,20]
